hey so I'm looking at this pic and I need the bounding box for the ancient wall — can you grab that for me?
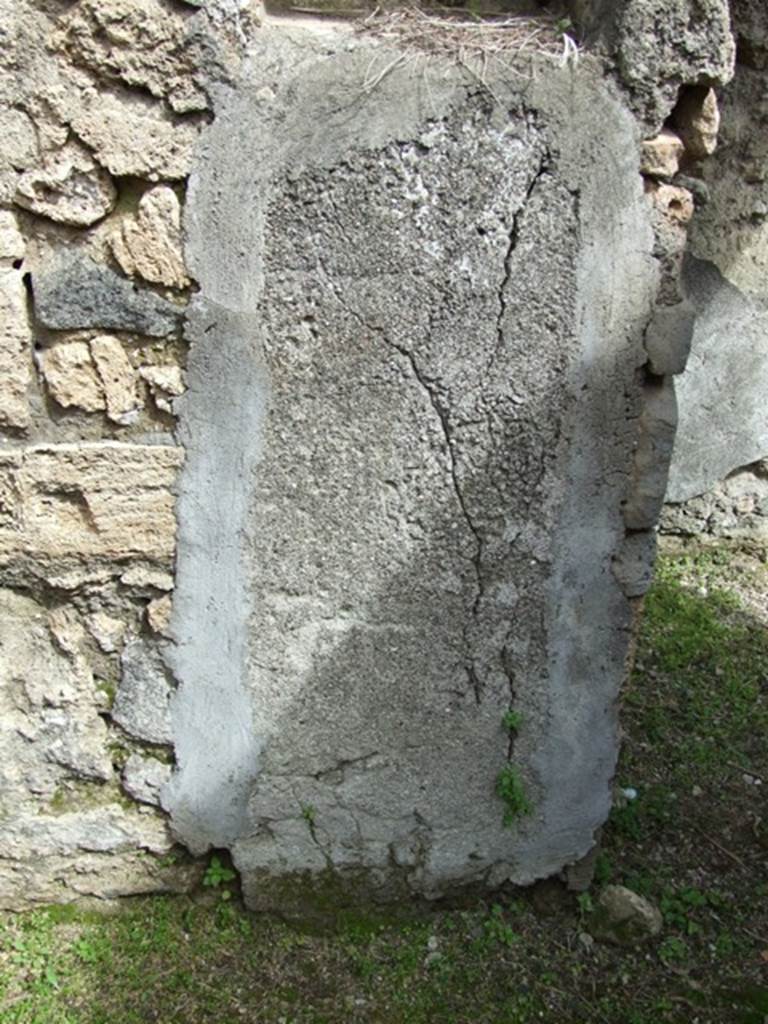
[0,0,745,911]
[0,0,253,907]
[660,0,768,539]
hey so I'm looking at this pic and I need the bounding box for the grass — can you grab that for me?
[1,539,766,1023]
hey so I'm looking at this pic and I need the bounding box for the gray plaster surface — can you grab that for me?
[667,256,768,502]
[167,24,658,904]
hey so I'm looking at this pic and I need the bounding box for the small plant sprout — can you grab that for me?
[502,709,522,735]
[301,804,317,826]
[203,855,236,896]
[495,765,532,826]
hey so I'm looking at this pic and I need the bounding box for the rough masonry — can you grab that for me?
[0,0,751,911]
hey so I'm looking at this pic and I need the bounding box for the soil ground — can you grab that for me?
[1,538,767,1023]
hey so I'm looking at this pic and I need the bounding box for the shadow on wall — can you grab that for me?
[164,38,659,912]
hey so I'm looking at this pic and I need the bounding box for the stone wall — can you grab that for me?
[0,0,747,911]
[661,0,768,538]
[0,0,253,909]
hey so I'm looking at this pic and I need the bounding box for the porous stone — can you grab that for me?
[70,88,200,181]
[52,0,210,113]
[90,335,140,423]
[0,211,26,263]
[119,567,174,591]
[32,255,182,337]
[140,365,185,414]
[0,443,183,584]
[40,341,105,413]
[640,128,685,179]
[147,594,172,635]
[113,638,173,745]
[0,220,31,429]
[88,611,126,654]
[165,27,659,908]
[576,0,735,127]
[14,142,117,227]
[122,753,172,807]
[110,186,189,289]
[671,86,721,159]
[647,181,695,304]
[589,885,663,946]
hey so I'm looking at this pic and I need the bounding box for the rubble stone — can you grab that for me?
[33,255,182,337]
[40,342,105,413]
[71,88,199,181]
[640,128,685,178]
[672,86,721,159]
[113,639,173,745]
[0,222,31,429]
[122,754,172,807]
[110,186,189,289]
[90,335,140,423]
[14,142,117,227]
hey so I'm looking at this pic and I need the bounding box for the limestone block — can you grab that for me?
[2,807,171,860]
[672,86,721,159]
[110,186,189,289]
[640,128,684,179]
[120,567,174,591]
[0,226,31,429]
[0,212,26,264]
[0,108,40,203]
[33,255,182,337]
[113,639,173,745]
[90,335,141,423]
[0,443,183,581]
[14,142,117,227]
[71,88,199,181]
[0,847,197,911]
[53,0,209,113]
[140,364,185,412]
[88,611,126,653]
[0,587,112,831]
[122,753,172,807]
[40,341,106,413]
[147,594,172,635]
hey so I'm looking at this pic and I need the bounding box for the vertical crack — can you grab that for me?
[489,150,551,375]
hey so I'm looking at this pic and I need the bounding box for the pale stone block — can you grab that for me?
[0,443,183,578]
[40,341,105,413]
[111,186,189,289]
[14,142,117,227]
[90,335,140,423]
[0,258,31,430]
[640,128,684,179]
[71,88,198,181]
